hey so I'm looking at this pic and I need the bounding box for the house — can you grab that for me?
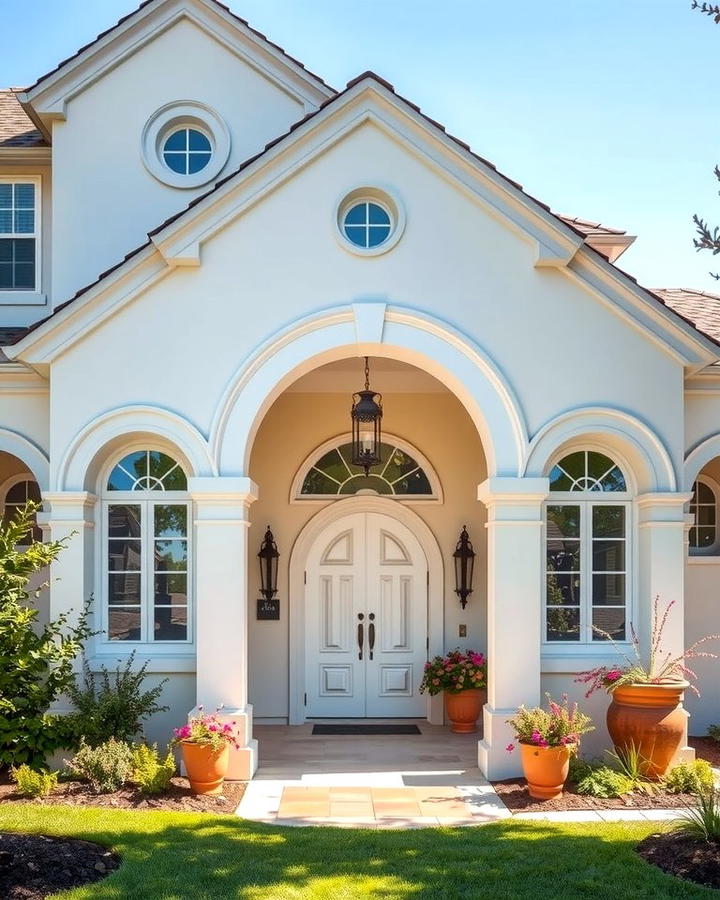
[2,0,719,781]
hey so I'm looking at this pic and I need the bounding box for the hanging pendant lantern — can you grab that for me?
[351,356,383,477]
[453,525,475,609]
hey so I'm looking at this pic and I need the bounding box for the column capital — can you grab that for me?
[39,491,97,526]
[189,477,258,505]
[635,492,692,525]
[478,477,549,521]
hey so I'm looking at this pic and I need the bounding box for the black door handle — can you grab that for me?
[357,613,364,660]
[368,612,375,660]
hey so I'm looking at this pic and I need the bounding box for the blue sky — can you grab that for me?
[3,0,719,291]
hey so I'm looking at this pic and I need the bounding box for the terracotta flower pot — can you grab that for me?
[520,743,573,800]
[180,741,230,795]
[444,688,485,733]
[606,682,689,780]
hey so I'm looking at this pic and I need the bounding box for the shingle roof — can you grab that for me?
[557,215,626,236]
[652,288,720,344]
[0,90,46,148]
[23,0,335,97]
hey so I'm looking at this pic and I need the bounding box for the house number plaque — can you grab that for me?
[257,597,280,620]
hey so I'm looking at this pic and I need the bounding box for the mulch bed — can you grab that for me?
[492,777,694,811]
[637,832,720,891]
[0,776,246,815]
[0,832,120,899]
[691,736,720,768]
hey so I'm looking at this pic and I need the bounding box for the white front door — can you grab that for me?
[305,510,428,717]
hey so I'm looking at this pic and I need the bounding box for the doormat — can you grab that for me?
[312,724,422,735]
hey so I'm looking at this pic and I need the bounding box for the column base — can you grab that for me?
[188,705,259,781]
[478,704,523,780]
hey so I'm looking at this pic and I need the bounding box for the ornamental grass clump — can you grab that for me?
[576,596,720,698]
[506,694,593,752]
[674,788,720,844]
[171,712,241,751]
[419,649,486,695]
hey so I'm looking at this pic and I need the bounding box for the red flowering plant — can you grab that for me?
[575,596,720,699]
[171,709,240,753]
[419,649,486,695]
[506,694,593,753]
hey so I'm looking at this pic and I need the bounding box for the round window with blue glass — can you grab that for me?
[342,201,392,249]
[162,128,212,176]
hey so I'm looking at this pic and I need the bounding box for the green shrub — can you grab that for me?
[708,724,720,744]
[9,764,58,798]
[568,755,595,783]
[66,652,168,746]
[67,738,133,793]
[664,759,715,795]
[0,502,92,768]
[131,743,176,795]
[674,788,720,843]
[576,766,635,798]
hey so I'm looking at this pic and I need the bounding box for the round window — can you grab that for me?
[342,201,392,248]
[162,128,212,175]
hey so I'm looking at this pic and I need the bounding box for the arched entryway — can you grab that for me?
[288,496,444,724]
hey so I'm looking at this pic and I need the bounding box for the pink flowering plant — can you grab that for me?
[575,596,720,699]
[419,649,486,695]
[171,710,240,753]
[506,694,593,752]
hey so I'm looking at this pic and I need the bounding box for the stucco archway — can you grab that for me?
[524,406,676,493]
[287,494,445,725]
[0,428,49,492]
[57,405,216,491]
[211,304,527,478]
[684,433,720,491]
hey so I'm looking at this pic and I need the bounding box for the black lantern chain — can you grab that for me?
[350,356,383,477]
[453,525,475,609]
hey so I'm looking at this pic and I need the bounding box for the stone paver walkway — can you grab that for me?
[236,722,695,828]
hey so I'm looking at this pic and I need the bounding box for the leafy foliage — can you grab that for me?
[663,760,715,795]
[708,724,720,744]
[0,501,92,768]
[131,744,175,795]
[419,649,486,695]
[674,787,720,843]
[576,766,634,798]
[9,764,58,798]
[506,694,593,750]
[66,652,168,746]
[67,738,134,794]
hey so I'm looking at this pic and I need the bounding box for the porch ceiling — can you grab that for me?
[286,358,446,393]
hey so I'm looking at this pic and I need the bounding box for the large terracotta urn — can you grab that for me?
[519,743,573,800]
[444,688,485,734]
[180,742,230,795]
[606,682,689,780]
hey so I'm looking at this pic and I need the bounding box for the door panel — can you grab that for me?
[305,510,428,718]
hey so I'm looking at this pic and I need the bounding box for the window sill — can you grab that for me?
[541,645,632,673]
[687,555,720,565]
[0,291,47,306]
[87,652,196,674]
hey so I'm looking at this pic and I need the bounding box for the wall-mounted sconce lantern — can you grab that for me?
[453,525,475,609]
[257,526,280,620]
[351,356,383,476]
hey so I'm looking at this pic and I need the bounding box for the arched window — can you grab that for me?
[1,476,42,542]
[545,451,629,644]
[689,477,718,552]
[103,451,190,644]
[296,438,440,500]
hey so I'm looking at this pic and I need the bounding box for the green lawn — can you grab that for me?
[0,805,712,899]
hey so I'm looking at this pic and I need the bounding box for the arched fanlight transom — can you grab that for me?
[549,450,626,493]
[107,451,187,492]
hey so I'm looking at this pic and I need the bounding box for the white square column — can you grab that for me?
[636,492,694,760]
[477,477,549,779]
[189,477,259,780]
[37,492,97,712]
